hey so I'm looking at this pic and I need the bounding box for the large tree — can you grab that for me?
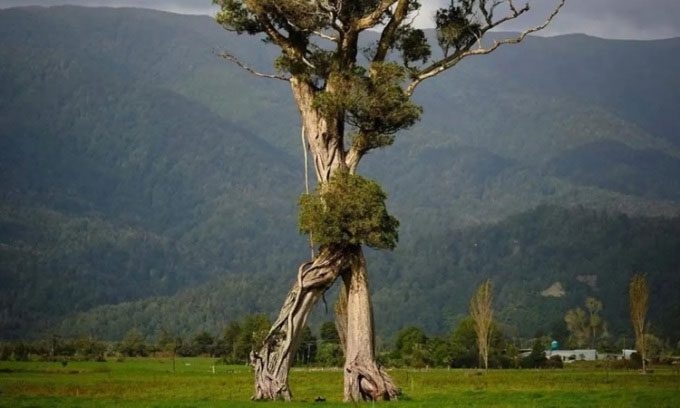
[213,0,566,401]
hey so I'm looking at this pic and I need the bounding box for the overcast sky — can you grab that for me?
[1,0,679,40]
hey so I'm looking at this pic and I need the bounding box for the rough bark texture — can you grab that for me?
[342,248,399,401]
[291,79,347,182]
[251,245,348,400]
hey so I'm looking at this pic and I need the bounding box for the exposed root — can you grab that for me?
[345,358,399,402]
[341,247,400,402]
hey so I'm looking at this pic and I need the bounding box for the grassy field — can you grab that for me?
[1,358,678,407]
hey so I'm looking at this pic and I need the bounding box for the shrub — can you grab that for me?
[629,352,643,369]
[543,355,564,369]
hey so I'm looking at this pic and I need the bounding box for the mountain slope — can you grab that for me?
[59,206,680,341]
[369,206,680,340]
[0,6,678,340]
[0,6,308,338]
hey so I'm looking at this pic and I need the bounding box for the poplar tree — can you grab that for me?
[470,279,493,369]
[629,273,649,373]
[213,0,566,401]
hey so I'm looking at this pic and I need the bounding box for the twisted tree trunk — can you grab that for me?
[251,245,348,400]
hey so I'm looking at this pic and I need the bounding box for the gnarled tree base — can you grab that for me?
[345,358,399,401]
[250,245,399,402]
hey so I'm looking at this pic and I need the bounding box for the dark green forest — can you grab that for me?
[0,6,679,345]
[57,206,680,343]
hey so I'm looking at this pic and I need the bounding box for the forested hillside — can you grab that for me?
[0,6,678,342]
[59,206,680,342]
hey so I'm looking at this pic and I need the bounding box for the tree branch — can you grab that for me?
[312,30,339,42]
[373,0,410,63]
[253,9,299,56]
[354,0,398,31]
[346,144,362,174]
[479,0,505,26]
[314,0,344,33]
[215,51,290,81]
[406,0,566,96]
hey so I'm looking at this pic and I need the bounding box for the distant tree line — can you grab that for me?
[3,311,676,368]
[0,278,671,369]
[10,206,678,345]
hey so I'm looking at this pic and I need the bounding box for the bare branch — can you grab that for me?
[508,0,522,15]
[312,30,339,42]
[483,0,531,30]
[478,0,492,25]
[406,0,566,96]
[215,51,290,81]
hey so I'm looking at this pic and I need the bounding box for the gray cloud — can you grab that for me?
[419,0,680,40]
[0,0,218,15]
[1,0,679,39]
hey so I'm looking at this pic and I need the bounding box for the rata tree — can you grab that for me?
[213,0,566,401]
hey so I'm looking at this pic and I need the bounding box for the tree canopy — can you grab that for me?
[215,0,566,167]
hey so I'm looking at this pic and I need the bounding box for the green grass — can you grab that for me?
[1,358,679,407]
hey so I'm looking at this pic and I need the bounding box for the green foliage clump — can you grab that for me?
[395,27,431,67]
[392,326,432,368]
[314,63,422,151]
[118,329,148,357]
[299,172,398,250]
[231,314,271,362]
[435,1,481,57]
[214,0,262,34]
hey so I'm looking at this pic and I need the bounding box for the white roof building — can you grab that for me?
[546,349,598,361]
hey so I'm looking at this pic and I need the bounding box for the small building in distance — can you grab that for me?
[546,349,598,362]
[544,349,638,362]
